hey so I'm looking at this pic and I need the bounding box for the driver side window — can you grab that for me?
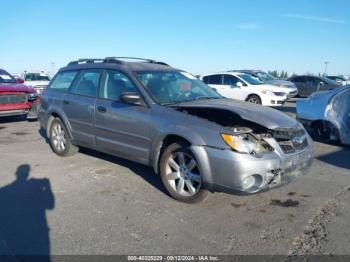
[223,75,240,86]
[99,70,138,101]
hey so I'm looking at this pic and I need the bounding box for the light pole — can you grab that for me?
[324,61,329,76]
[51,62,56,76]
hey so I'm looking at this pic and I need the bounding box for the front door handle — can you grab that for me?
[97,106,107,113]
[63,100,69,105]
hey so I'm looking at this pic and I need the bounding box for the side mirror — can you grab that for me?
[319,81,324,86]
[17,78,24,84]
[120,92,142,105]
[236,82,243,88]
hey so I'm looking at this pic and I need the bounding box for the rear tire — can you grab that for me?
[246,94,262,105]
[49,118,78,157]
[159,142,208,203]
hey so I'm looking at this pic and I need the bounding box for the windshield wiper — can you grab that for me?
[195,96,220,101]
[161,96,220,106]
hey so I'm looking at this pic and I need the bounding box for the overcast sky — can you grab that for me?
[1,0,349,76]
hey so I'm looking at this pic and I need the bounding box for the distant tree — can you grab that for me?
[268,71,275,77]
[280,70,284,79]
[281,70,288,79]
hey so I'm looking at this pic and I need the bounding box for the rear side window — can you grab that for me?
[311,77,322,85]
[223,75,240,86]
[292,76,305,82]
[70,70,101,97]
[204,75,222,85]
[50,71,78,91]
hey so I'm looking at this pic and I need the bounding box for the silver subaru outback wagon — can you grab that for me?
[39,57,313,203]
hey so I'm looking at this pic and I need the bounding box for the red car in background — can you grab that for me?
[0,68,40,120]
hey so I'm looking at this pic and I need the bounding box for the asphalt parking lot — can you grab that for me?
[0,101,349,256]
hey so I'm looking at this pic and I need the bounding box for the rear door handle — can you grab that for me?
[97,106,107,113]
[63,100,69,105]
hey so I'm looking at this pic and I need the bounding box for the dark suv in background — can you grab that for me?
[289,75,340,97]
[39,57,312,203]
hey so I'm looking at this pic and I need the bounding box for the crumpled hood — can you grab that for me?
[0,83,36,93]
[265,79,296,88]
[174,98,298,129]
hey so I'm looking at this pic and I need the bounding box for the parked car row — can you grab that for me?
[199,70,344,107]
[201,71,297,106]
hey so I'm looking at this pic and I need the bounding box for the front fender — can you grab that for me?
[44,108,74,140]
[151,123,227,175]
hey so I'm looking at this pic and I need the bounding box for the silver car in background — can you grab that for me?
[39,57,313,203]
[297,85,350,145]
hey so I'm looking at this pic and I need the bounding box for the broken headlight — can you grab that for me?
[221,128,273,156]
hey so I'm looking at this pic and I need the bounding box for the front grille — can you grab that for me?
[0,94,28,105]
[274,92,286,96]
[273,126,308,154]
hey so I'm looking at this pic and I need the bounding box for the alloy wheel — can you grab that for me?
[51,123,67,152]
[165,152,202,197]
[248,97,260,104]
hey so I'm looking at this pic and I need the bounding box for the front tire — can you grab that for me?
[246,94,262,105]
[315,122,331,139]
[49,118,78,157]
[313,121,340,143]
[159,142,208,203]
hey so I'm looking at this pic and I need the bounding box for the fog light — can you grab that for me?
[242,176,256,190]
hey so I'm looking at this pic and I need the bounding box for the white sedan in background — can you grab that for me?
[201,72,297,106]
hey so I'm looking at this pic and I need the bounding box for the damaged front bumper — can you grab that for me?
[267,146,313,189]
[194,139,313,194]
[27,101,40,119]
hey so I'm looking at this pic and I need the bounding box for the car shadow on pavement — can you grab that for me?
[39,127,50,144]
[0,115,27,124]
[317,147,350,170]
[275,105,296,114]
[0,164,54,261]
[80,148,168,195]
[38,129,168,196]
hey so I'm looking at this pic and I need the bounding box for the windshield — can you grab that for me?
[320,76,338,85]
[328,76,346,82]
[255,71,276,81]
[136,71,222,105]
[0,70,16,83]
[238,73,264,85]
[25,73,50,81]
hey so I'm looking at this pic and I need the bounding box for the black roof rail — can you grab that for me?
[68,58,104,65]
[104,57,169,66]
[67,57,170,66]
